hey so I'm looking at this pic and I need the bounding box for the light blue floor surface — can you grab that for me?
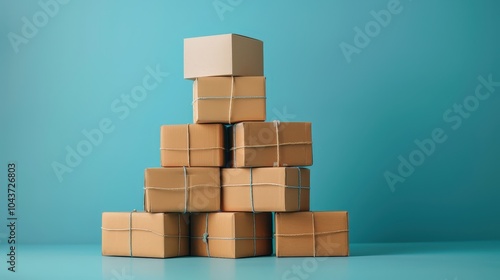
[1,241,498,280]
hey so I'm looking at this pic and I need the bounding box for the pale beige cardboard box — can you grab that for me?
[190,212,272,258]
[275,211,349,257]
[144,167,221,213]
[193,76,266,124]
[160,124,224,167]
[221,167,310,212]
[230,122,313,167]
[184,34,263,79]
[101,212,189,258]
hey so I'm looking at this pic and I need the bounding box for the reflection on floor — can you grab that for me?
[0,241,499,280]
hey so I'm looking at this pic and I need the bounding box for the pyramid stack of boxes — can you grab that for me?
[102,34,349,258]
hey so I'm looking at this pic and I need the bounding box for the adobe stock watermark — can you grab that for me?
[281,235,341,280]
[271,106,296,124]
[385,74,500,192]
[339,0,412,63]
[51,65,169,183]
[109,267,135,280]
[8,0,71,54]
[213,0,243,21]
[0,232,7,243]
[174,174,220,214]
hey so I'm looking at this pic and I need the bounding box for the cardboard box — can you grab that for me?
[193,76,266,124]
[275,211,349,257]
[221,167,310,212]
[160,124,224,167]
[184,34,263,79]
[102,212,189,258]
[144,167,221,213]
[230,122,313,167]
[190,212,272,258]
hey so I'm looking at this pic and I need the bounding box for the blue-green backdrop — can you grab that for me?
[1,0,499,244]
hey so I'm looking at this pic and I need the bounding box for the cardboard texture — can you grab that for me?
[101,212,189,258]
[144,167,221,213]
[230,122,313,167]
[193,76,266,124]
[221,167,310,212]
[184,34,264,79]
[160,124,224,167]
[275,211,349,257]
[190,212,273,258]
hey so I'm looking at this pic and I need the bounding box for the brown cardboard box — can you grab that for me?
[190,212,272,258]
[221,167,310,212]
[193,76,266,124]
[275,211,349,257]
[144,167,221,213]
[160,124,224,167]
[230,122,313,167]
[102,212,189,258]
[184,34,264,79]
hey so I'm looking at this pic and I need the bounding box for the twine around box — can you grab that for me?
[191,213,272,257]
[192,77,266,124]
[101,210,189,257]
[274,212,349,257]
[231,121,312,167]
[160,124,224,167]
[144,167,220,213]
[221,167,309,211]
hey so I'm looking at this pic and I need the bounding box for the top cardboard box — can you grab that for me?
[184,34,264,79]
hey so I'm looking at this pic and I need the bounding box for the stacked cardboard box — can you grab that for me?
[102,34,349,259]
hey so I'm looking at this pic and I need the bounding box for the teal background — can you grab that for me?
[1,0,500,246]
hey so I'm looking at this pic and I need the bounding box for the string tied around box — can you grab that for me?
[228,76,234,124]
[183,166,188,213]
[192,77,266,124]
[202,213,210,257]
[230,121,312,167]
[159,124,224,167]
[101,210,188,257]
[273,120,280,166]
[186,125,190,166]
[221,168,308,212]
[249,167,255,212]
[196,213,270,257]
[296,167,302,210]
[252,213,257,256]
[144,167,220,213]
[129,209,135,257]
[274,212,349,257]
